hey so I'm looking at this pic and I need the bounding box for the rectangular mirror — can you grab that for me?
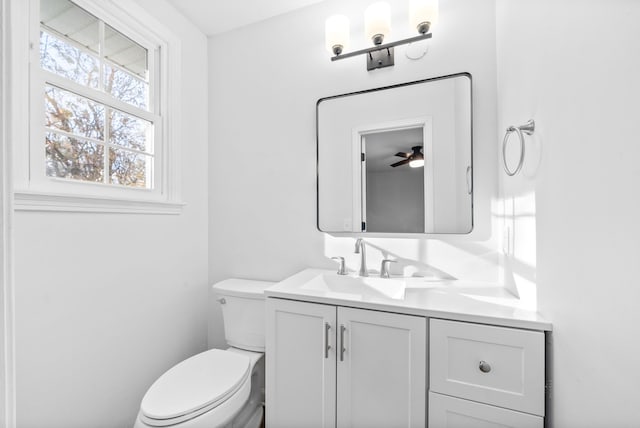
[317,73,473,234]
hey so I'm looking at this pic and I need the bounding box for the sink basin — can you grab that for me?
[301,273,406,300]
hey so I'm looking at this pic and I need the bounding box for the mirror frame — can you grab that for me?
[316,72,474,236]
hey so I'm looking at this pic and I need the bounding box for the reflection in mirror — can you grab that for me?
[364,128,425,233]
[317,73,472,234]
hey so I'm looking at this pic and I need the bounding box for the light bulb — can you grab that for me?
[325,15,350,55]
[409,0,438,34]
[365,2,391,45]
[409,159,425,168]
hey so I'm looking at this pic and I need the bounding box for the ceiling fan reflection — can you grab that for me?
[390,145,424,168]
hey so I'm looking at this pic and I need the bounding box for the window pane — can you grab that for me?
[45,85,104,140]
[40,0,99,54]
[46,132,104,182]
[109,110,151,152]
[104,25,148,79]
[104,64,149,110]
[109,148,150,188]
[40,31,100,88]
[104,24,149,111]
[40,0,100,88]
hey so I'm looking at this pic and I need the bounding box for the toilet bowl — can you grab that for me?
[134,279,273,428]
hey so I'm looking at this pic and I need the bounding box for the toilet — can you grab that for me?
[134,279,273,428]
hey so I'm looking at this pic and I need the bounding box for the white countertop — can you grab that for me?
[265,268,552,331]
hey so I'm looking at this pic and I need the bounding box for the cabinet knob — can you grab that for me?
[478,360,492,373]
[217,297,226,305]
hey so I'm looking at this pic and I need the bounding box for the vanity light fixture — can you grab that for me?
[326,0,438,71]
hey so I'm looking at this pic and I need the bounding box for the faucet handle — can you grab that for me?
[331,257,348,275]
[354,238,363,253]
[380,259,397,278]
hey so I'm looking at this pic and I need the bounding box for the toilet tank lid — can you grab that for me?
[212,278,274,298]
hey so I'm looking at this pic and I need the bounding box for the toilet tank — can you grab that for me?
[212,279,274,352]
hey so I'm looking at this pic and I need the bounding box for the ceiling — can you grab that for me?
[165,0,326,36]
[365,128,423,173]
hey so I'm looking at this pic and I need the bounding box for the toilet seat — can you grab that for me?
[140,349,251,427]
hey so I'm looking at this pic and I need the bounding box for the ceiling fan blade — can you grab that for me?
[390,158,411,167]
[394,152,410,158]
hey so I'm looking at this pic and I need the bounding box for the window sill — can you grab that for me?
[14,191,185,215]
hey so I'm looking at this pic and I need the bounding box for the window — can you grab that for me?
[17,0,182,213]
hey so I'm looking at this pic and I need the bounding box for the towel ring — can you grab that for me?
[502,119,535,176]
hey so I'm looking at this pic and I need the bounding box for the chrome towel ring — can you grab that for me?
[502,119,535,176]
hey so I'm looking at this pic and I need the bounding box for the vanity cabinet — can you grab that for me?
[265,298,426,428]
[264,269,550,427]
[429,319,545,427]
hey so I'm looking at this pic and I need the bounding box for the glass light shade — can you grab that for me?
[409,159,425,168]
[325,15,350,55]
[409,0,438,33]
[364,2,391,45]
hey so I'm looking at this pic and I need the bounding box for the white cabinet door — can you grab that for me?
[336,307,427,428]
[266,299,337,428]
[428,392,543,428]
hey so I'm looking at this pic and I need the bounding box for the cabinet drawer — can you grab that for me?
[428,392,543,428]
[430,319,544,416]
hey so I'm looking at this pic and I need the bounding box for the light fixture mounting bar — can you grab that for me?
[331,32,432,61]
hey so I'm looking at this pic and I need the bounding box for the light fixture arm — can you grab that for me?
[330,32,432,62]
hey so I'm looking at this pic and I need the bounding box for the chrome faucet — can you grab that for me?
[354,238,368,277]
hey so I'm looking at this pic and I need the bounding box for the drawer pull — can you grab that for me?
[478,360,492,373]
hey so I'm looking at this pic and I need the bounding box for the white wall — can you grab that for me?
[208,0,500,347]
[366,169,424,233]
[496,0,640,425]
[8,1,209,427]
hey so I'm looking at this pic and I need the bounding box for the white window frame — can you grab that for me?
[11,0,183,214]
